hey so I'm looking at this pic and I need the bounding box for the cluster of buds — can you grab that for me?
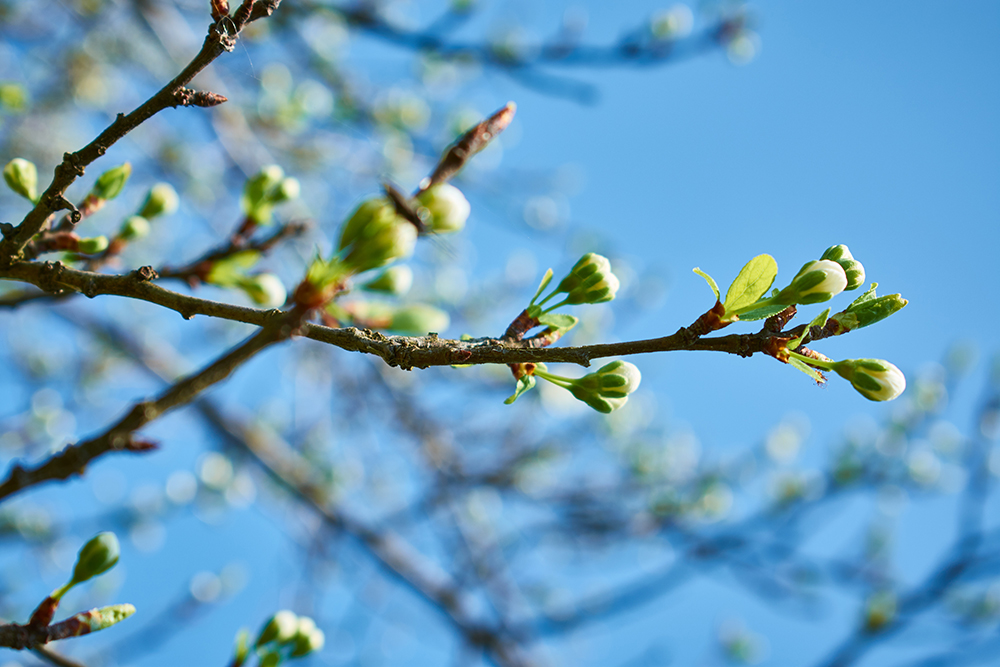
[241,165,300,225]
[3,157,37,202]
[231,610,324,666]
[337,197,417,274]
[529,252,621,317]
[531,360,643,413]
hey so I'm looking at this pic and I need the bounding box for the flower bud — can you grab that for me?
[138,183,179,219]
[832,358,906,402]
[77,235,109,254]
[389,303,449,334]
[290,617,325,657]
[777,259,847,305]
[3,157,37,202]
[568,360,642,413]
[554,253,620,305]
[338,198,417,274]
[119,215,151,241]
[256,610,299,647]
[274,177,300,203]
[91,163,132,201]
[238,273,287,308]
[362,265,413,295]
[415,183,470,234]
[820,244,865,290]
[829,293,908,334]
[242,165,285,223]
[68,532,120,592]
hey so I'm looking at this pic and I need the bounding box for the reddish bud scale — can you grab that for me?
[293,279,343,310]
[211,0,230,21]
[502,309,540,341]
[509,362,536,380]
[27,596,59,629]
[689,300,728,336]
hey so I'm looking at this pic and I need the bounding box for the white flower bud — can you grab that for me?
[416,183,470,234]
[833,358,906,402]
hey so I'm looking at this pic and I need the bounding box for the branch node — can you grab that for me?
[133,266,159,282]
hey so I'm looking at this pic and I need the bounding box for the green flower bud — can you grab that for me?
[138,183,179,219]
[362,265,413,295]
[119,215,151,241]
[242,165,285,223]
[290,617,325,657]
[77,235,109,254]
[553,253,620,305]
[338,198,417,274]
[389,303,450,334]
[567,360,642,413]
[256,610,299,647]
[63,532,120,595]
[832,358,906,402]
[238,273,287,308]
[3,157,37,202]
[776,259,847,305]
[274,177,300,203]
[820,244,865,290]
[415,183,470,234]
[829,293,908,334]
[91,163,132,201]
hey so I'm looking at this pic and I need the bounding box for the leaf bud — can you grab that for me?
[77,235,109,254]
[3,157,38,202]
[832,358,906,402]
[91,163,132,201]
[119,215,151,241]
[256,610,299,647]
[73,604,136,632]
[415,183,470,234]
[138,183,179,219]
[829,293,908,334]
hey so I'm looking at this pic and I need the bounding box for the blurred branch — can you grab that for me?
[0,0,281,262]
[0,304,310,503]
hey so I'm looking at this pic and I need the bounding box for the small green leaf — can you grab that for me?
[847,282,878,308]
[529,268,554,305]
[788,356,824,382]
[504,375,536,404]
[787,308,830,350]
[537,313,578,332]
[723,254,777,314]
[692,267,720,301]
[735,304,787,321]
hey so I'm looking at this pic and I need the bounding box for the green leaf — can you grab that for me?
[735,304,787,322]
[723,254,777,314]
[788,356,824,382]
[692,267,720,301]
[529,268,554,305]
[537,313,578,332]
[847,282,879,309]
[787,308,830,350]
[504,375,536,404]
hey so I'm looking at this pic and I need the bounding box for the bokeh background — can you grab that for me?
[1,1,998,666]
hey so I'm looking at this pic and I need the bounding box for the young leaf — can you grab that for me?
[847,282,878,309]
[723,254,777,314]
[787,308,830,350]
[734,304,787,321]
[504,375,536,404]
[788,356,825,382]
[692,267,720,301]
[537,313,578,333]
[529,268,554,306]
